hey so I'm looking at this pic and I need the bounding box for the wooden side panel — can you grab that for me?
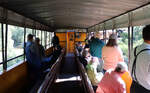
[0,62,28,93]
[56,33,66,48]
[45,47,53,56]
[0,47,53,93]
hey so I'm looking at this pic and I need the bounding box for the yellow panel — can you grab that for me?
[75,32,86,42]
[60,42,66,48]
[56,33,66,41]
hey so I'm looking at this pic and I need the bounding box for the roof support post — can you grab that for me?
[1,8,8,71]
[23,17,26,62]
[130,12,134,50]
[45,31,47,49]
[112,19,116,33]
[1,21,4,71]
[128,12,132,63]
[103,23,107,43]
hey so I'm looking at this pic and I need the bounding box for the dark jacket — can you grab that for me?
[52,35,59,46]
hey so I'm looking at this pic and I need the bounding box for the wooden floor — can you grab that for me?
[48,53,85,93]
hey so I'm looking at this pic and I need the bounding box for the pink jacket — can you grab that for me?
[96,70,126,93]
[102,46,124,70]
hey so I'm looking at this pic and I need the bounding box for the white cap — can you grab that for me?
[116,62,128,72]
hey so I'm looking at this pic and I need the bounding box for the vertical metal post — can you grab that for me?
[24,27,26,62]
[128,12,132,63]
[45,31,47,49]
[4,23,8,70]
[32,28,34,35]
[103,30,105,40]
[2,8,8,71]
[1,23,5,71]
[41,30,42,45]
[50,32,52,47]
[131,26,134,50]
[48,32,51,47]
[35,29,36,37]
[128,27,131,64]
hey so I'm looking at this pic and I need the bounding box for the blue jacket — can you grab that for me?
[89,38,105,58]
[25,41,42,69]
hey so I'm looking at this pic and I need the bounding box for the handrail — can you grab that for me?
[37,48,65,93]
[75,49,95,93]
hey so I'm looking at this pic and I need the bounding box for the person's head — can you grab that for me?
[90,57,99,65]
[82,49,90,58]
[115,62,128,73]
[35,38,40,44]
[54,32,56,36]
[78,42,82,46]
[27,34,34,42]
[143,25,150,42]
[94,32,101,39]
[106,33,118,47]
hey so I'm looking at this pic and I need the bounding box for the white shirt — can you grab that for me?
[129,42,150,90]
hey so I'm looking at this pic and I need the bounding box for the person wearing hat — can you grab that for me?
[102,33,124,73]
[89,32,105,58]
[96,62,128,93]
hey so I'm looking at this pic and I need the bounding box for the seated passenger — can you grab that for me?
[96,62,127,93]
[51,45,62,62]
[102,34,124,73]
[76,41,83,55]
[120,70,132,93]
[86,57,103,86]
[79,49,92,68]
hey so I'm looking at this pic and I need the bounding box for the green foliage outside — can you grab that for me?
[7,25,24,68]
[133,26,144,48]
[118,26,144,63]
[118,30,129,62]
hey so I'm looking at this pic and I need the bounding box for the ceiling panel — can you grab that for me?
[0,0,149,29]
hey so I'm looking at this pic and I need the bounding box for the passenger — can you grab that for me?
[25,34,42,81]
[52,32,59,47]
[76,41,83,55]
[102,34,124,73]
[84,35,91,49]
[25,34,35,66]
[96,62,127,93]
[120,70,132,93]
[80,49,92,68]
[33,38,52,69]
[86,57,103,87]
[89,32,105,58]
[129,25,150,93]
[51,45,62,63]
